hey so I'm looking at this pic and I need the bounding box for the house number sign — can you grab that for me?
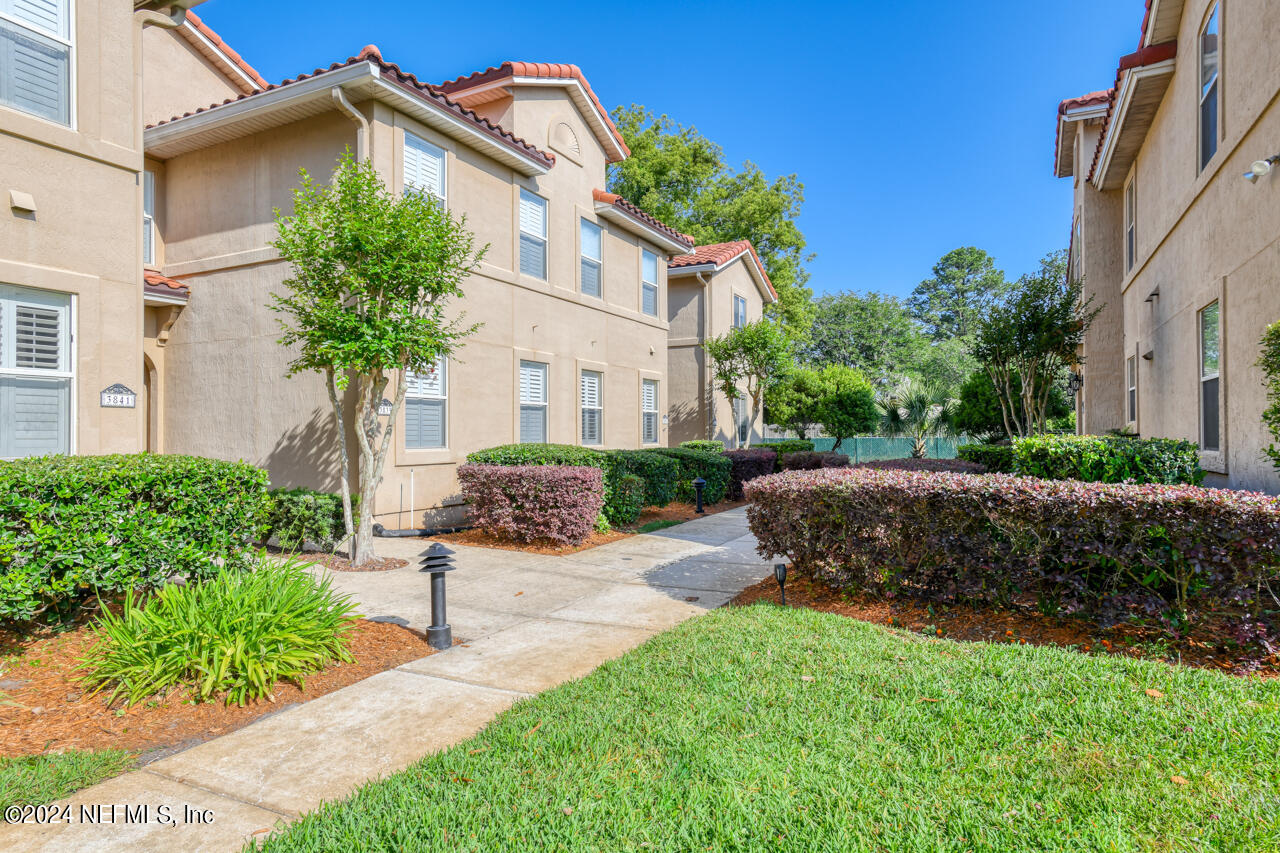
[100,384,137,408]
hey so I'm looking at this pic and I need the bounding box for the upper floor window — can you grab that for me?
[580,369,602,446]
[1124,177,1136,273]
[0,0,72,126]
[1199,301,1220,452]
[519,190,547,279]
[0,284,72,458]
[641,378,659,444]
[580,219,602,298]
[1127,355,1137,424]
[404,132,446,203]
[142,171,156,266]
[1072,215,1082,280]
[641,250,658,317]
[1199,4,1221,172]
[518,359,548,444]
[733,294,748,329]
[404,357,446,449]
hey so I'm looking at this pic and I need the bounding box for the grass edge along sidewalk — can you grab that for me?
[252,605,1280,852]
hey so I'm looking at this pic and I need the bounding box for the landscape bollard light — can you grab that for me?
[775,563,788,605]
[419,543,457,650]
[693,477,707,513]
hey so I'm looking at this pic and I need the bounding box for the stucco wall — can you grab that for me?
[141,25,245,129]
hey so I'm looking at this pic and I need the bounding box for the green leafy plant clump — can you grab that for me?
[265,487,358,552]
[78,558,358,707]
[679,440,726,453]
[760,439,815,455]
[0,453,270,623]
[1258,320,1280,469]
[1012,434,1204,485]
[609,450,679,510]
[956,443,1016,473]
[643,448,732,505]
[0,750,135,810]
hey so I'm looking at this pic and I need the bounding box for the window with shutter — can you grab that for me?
[580,370,602,446]
[404,132,446,203]
[641,250,658,317]
[580,219,602,298]
[143,171,156,265]
[0,0,71,126]
[641,379,659,444]
[0,283,71,458]
[404,356,447,449]
[519,190,547,279]
[519,360,548,443]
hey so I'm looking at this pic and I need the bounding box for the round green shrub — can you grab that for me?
[680,440,725,453]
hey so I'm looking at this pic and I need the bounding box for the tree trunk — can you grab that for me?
[323,367,355,552]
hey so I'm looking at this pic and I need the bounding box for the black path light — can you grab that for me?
[775,563,788,605]
[692,477,707,514]
[419,543,457,650]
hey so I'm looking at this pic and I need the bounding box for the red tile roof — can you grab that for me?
[592,189,694,251]
[668,240,778,302]
[438,62,630,162]
[147,45,555,170]
[1084,40,1178,184]
[1054,89,1113,176]
[183,10,268,90]
[144,271,190,300]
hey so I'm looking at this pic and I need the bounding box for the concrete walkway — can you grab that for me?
[2,509,771,852]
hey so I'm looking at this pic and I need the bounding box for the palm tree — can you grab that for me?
[877,380,957,458]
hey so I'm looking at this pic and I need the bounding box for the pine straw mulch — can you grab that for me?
[0,617,433,758]
[731,572,1280,678]
[432,500,749,555]
[303,553,409,573]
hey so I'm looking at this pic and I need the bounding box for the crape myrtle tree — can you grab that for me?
[705,319,792,449]
[971,250,1100,438]
[812,365,878,452]
[271,152,485,566]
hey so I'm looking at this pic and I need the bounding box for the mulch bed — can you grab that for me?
[304,553,408,573]
[0,617,433,758]
[431,500,749,555]
[732,572,1280,678]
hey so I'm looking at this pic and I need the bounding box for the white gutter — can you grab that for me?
[593,201,692,254]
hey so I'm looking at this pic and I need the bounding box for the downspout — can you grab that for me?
[697,270,715,441]
[331,87,369,161]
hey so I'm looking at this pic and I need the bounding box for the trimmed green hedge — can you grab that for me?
[264,487,356,552]
[761,439,816,456]
[1012,434,1204,485]
[679,440,725,453]
[957,443,1015,473]
[0,454,270,622]
[610,450,679,509]
[643,448,732,505]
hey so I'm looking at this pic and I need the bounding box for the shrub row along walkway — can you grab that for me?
[2,509,771,852]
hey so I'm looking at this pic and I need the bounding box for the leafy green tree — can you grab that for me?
[1256,321,1280,469]
[763,367,827,439]
[953,370,1071,442]
[877,380,958,458]
[910,247,1010,340]
[914,336,979,393]
[608,106,814,336]
[705,320,793,449]
[971,251,1100,438]
[271,153,485,566]
[802,291,927,382]
[813,365,878,451]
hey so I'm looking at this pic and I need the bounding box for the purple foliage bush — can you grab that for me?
[778,451,850,471]
[853,458,988,475]
[722,449,778,500]
[457,464,604,545]
[745,467,1280,644]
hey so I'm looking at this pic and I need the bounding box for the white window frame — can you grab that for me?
[404,131,447,204]
[518,359,548,444]
[404,356,447,450]
[1126,355,1137,425]
[1198,3,1221,173]
[580,369,603,446]
[1124,177,1136,273]
[641,249,658,317]
[733,294,748,329]
[1199,301,1221,453]
[641,378,659,444]
[0,283,74,459]
[519,189,548,280]
[579,218,602,298]
[0,0,75,128]
[142,170,156,266]
[1072,214,1083,281]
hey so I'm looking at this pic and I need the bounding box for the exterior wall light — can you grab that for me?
[1066,372,1084,396]
[1245,154,1279,184]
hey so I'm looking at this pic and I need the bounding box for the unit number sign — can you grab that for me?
[100,384,137,408]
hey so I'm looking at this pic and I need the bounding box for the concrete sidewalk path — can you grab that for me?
[2,508,771,852]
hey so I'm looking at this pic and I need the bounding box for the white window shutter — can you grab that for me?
[519,361,546,404]
[580,371,600,408]
[580,219,601,260]
[4,0,66,38]
[0,18,70,124]
[406,357,445,399]
[14,304,61,370]
[641,250,657,284]
[404,133,445,200]
[519,191,546,237]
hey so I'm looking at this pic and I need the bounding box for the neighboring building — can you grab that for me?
[1055,0,1280,490]
[666,241,777,448]
[0,0,217,461]
[141,50,692,524]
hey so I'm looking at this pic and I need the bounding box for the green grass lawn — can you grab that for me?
[0,750,134,809]
[254,606,1280,852]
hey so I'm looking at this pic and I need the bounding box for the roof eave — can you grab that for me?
[1091,57,1176,190]
[1054,104,1109,178]
[510,76,628,163]
[593,202,693,254]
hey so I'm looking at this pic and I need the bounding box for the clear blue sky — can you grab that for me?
[197,0,1141,298]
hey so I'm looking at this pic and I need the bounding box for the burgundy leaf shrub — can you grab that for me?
[722,449,777,500]
[778,451,850,471]
[853,458,988,475]
[745,467,1280,642]
[458,464,604,545]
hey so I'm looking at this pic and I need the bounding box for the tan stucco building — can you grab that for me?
[1056,0,1280,491]
[666,241,777,448]
[3,10,698,525]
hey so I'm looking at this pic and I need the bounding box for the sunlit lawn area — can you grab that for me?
[254,605,1280,852]
[0,750,134,810]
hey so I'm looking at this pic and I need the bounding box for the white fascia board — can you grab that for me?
[180,20,260,92]
[1057,105,1110,177]
[667,263,716,277]
[511,76,627,162]
[593,202,692,254]
[143,292,189,306]
[1090,58,1175,189]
